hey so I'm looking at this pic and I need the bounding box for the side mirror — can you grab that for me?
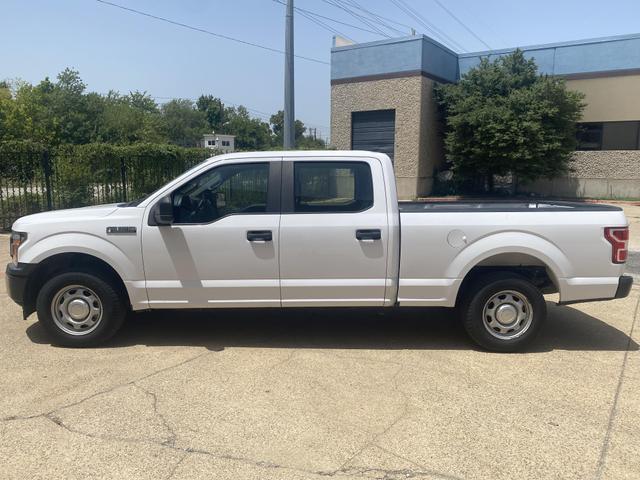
[152,195,174,226]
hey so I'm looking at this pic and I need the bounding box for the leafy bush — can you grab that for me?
[435,50,585,193]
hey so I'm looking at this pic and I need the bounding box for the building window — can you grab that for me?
[207,140,216,146]
[576,123,603,150]
[577,121,640,150]
[221,140,230,147]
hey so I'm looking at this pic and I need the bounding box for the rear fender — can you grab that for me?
[447,232,570,298]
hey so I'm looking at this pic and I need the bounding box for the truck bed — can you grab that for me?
[399,200,622,213]
[396,199,628,307]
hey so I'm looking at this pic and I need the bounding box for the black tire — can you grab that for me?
[460,272,546,352]
[36,272,127,347]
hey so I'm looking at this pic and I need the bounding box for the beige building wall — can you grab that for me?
[519,151,640,199]
[521,74,640,199]
[566,74,640,122]
[330,75,444,199]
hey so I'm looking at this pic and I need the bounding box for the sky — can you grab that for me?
[2,0,640,142]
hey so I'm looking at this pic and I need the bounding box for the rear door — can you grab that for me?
[278,157,389,306]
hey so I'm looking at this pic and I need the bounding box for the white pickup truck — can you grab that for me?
[6,151,633,351]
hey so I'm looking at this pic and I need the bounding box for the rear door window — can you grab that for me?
[293,162,373,213]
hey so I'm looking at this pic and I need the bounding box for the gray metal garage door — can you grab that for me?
[351,109,396,162]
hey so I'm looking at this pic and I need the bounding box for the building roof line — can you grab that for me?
[458,32,640,58]
[331,34,458,57]
[333,31,640,60]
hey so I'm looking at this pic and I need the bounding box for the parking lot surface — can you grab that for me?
[1,204,639,480]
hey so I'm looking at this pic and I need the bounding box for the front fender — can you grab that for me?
[20,232,140,282]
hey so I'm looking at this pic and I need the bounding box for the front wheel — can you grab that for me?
[36,272,127,347]
[460,272,546,352]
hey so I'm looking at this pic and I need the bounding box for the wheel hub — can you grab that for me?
[482,290,534,340]
[51,285,103,336]
[495,303,518,325]
[67,299,90,321]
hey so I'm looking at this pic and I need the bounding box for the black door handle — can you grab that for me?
[356,229,381,241]
[247,230,272,242]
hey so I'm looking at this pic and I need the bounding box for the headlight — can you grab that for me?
[9,231,27,265]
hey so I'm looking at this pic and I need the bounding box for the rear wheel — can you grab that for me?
[36,272,127,347]
[460,272,546,352]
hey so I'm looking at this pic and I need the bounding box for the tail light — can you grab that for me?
[604,227,629,264]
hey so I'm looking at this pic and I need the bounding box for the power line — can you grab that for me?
[94,0,329,65]
[321,0,392,38]
[430,0,492,50]
[332,0,415,32]
[300,10,355,42]
[389,0,468,52]
[337,0,408,36]
[389,0,466,51]
[273,0,383,37]
[272,0,356,42]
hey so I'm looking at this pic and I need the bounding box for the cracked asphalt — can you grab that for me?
[1,204,639,480]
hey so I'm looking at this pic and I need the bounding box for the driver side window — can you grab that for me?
[172,163,269,224]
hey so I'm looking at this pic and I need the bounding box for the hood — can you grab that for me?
[12,204,121,230]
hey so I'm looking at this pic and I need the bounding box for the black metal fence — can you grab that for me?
[0,150,210,230]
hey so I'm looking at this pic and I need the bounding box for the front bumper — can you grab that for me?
[5,262,37,306]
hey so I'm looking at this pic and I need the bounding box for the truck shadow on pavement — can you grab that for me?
[26,301,639,353]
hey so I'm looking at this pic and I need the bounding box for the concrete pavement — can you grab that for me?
[1,210,639,479]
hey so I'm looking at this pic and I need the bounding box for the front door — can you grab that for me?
[278,158,389,306]
[142,160,281,308]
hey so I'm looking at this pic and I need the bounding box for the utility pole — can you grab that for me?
[284,0,295,149]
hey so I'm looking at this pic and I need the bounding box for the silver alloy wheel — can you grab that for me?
[51,285,103,336]
[482,290,533,340]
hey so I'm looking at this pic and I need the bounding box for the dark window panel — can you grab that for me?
[576,123,603,150]
[172,163,269,224]
[294,161,373,213]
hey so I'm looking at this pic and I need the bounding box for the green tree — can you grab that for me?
[48,68,95,144]
[1,70,99,146]
[435,50,585,192]
[269,110,305,146]
[0,69,324,152]
[160,99,208,147]
[0,81,17,141]
[269,110,326,149]
[225,106,272,150]
[128,90,158,113]
[297,133,326,150]
[97,91,164,144]
[196,95,225,132]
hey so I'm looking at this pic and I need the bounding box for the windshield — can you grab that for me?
[118,157,215,207]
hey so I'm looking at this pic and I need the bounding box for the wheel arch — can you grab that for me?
[449,232,569,306]
[23,252,131,318]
